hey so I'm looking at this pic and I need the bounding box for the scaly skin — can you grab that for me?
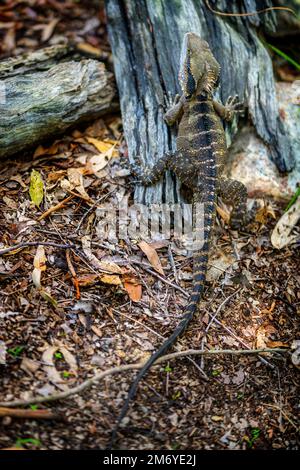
[110,32,248,447]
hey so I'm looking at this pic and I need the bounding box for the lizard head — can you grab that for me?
[178,32,220,99]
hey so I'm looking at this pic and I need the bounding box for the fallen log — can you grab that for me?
[0,45,116,159]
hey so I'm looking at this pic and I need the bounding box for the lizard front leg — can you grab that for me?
[218,177,248,230]
[213,95,243,122]
[164,94,185,126]
[130,153,170,186]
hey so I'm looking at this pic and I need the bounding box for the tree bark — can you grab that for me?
[106,0,294,208]
[0,45,116,159]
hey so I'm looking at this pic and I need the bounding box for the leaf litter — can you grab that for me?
[0,0,299,452]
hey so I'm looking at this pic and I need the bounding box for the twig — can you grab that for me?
[0,407,59,419]
[112,307,208,380]
[66,248,80,299]
[0,241,76,256]
[0,348,287,408]
[261,403,299,431]
[38,195,74,220]
[75,189,116,233]
[205,288,241,333]
[207,313,275,369]
[92,242,188,296]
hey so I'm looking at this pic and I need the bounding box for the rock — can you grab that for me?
[226,80,300,200]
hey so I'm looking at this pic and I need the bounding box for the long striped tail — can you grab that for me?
[109,188,216,448]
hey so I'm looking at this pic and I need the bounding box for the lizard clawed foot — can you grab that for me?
[164,91,181,112]
[224,94,244,121]
[129,154,143,177]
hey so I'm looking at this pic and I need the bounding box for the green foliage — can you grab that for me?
[172,390,181,400]
[54,351,63,359]
[171,442,180,450]
[285,187,300,212]
[15,437,42,449]
[7,345,24,357]
[29,404,39,411]
[164,364,172,373]
[267,43,300,71]
[211,369,221,377]
[29,169,44,207]
[245,428,261,448]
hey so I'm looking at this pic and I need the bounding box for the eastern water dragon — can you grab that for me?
[111,32,248,445]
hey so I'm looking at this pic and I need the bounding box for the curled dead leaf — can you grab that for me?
[42,344,78,391]
[138,240,164,276]
[123,275,142,302]
[271,198,300,249]
[99,274,122,285]
[32,245,47,289]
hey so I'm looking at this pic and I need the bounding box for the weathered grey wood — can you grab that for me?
[0,45,116,159]
[106,0,294,207]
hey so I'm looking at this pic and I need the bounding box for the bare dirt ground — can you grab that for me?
[0,0,299,451]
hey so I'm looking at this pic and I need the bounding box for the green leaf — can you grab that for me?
[62,371,71,378]
[164,365,172,373]
[7,345,24,357]
[172,390,181,400]
[15,437,41,448]
[29,404,39,410]
[285,187,300,212]
[29,169,44,207]
[267,43,300,71]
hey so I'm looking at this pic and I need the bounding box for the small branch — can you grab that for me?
[0,241,76,256]
[0,348,287,408]
[0,407,59,419]
[38,195,74,220]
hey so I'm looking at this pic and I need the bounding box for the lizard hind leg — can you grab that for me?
[130,153,170,186]
[218,177,248,230]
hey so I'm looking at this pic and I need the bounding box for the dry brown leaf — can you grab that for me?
[216,205,230,224]
[81,236,125,273]
[42,344,78,391]
[0,341,7,365]
[77,274,98,287]
[99,274,122,285]
[10,174,27,188]
[91,325,103,337]
[123,275,142,302]
[138,240,165,276]
[271,198,300,249]
[42,346,67,390]
[47,170,66,183]
[76,42,103,57]
[32,245,47,288]
[3,196,17,209]
[255,203,276,225]
[256,324,277,349]
[87,154,110,173]
[33,142,59,158]
[291,340,300,368]
[86,138,118,155]
[42,18,60,42]
[266,340,289,348]
[61,168,93,202]
[206,249,236,282]
[20,357,40,374]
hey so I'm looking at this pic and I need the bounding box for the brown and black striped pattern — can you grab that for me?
[111,34,248,446]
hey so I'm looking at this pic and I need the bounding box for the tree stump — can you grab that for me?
[106,0,294,209]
